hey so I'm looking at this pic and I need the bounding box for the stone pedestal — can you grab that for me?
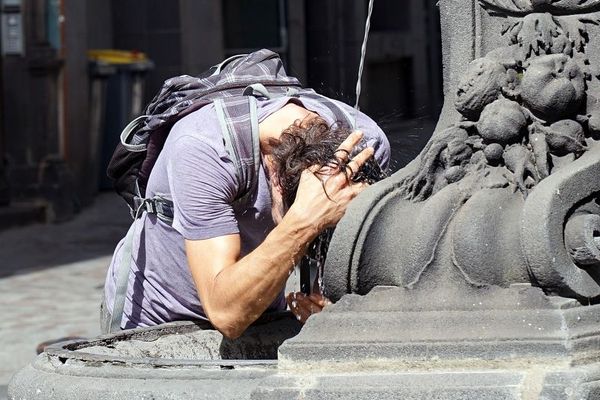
[254,285,600,399]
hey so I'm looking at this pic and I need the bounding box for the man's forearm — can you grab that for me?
[196,208,318,338]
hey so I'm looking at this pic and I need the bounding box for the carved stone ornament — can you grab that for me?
[323,0,600,302]
[481,0,600,14]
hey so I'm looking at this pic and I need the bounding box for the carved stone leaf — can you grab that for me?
[480,0,533,13]
[505,14,598,60]
[541,0,600,12]
[509,13,560,58]
[565,18,588,53]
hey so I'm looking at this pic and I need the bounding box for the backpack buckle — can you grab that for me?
[131,196,156,219]
[131,196,174,224]
[144,199,157,215]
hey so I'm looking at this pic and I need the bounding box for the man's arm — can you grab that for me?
[186,131,373,339]
[186,207,317,339]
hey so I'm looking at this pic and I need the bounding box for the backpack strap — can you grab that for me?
[214,53,247,74]
[120,115,150,152]
[108,195,175,332]
[214,95,261,202]
[243,83,273,99]
[108,221,135,332]
[132,195,174,224]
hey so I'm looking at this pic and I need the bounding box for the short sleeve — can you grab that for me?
[328,99,392,172]
[167,135,240,240]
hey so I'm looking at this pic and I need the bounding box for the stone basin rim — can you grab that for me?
[41,315,295,368]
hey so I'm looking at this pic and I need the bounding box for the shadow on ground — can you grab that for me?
[0,192,130,278]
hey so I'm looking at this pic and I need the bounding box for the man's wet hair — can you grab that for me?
[269,116,386,210]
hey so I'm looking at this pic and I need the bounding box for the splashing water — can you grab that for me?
[300,228,334,295]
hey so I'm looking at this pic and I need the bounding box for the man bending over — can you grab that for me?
[102,87,390,338]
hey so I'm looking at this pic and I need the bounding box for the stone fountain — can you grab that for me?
[9,0,600,398]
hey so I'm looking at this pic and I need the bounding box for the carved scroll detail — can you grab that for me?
[480,0,600,15]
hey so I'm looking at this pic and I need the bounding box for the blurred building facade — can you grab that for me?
[0,0,442,227]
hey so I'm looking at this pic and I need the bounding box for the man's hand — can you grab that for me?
[286,292,332,323]
[288,131,375,232]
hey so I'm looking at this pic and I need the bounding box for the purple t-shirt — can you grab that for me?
[104,95,390,329]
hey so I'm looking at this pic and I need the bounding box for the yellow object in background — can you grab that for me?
[87,49,149,64]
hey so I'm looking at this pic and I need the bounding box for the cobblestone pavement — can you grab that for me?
[0,192,130,399]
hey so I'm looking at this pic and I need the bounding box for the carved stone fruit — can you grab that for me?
[521,54,585,121]
[444,165,465,183]
[587,95,600,135]
[545,119,586,156]
[477,98,528,144]
[484,143,504,164]
[441,138,473,167]
[456,58,507,120]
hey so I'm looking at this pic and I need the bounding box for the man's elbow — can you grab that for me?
[208,312,248,340]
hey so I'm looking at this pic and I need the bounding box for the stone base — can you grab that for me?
[11,362,275,400]
[253,367,600,400]
[253,285,600,399]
